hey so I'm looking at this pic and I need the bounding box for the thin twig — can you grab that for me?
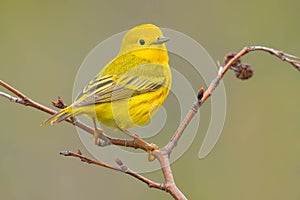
[60,150,165,190]
[247,46,300,71]
[0,80,27,99]
[0,91,24,104]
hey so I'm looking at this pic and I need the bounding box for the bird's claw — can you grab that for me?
[93,129,111,146]
[147,143,159,161]
[134,137,159,161]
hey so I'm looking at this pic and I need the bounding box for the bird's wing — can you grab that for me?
[73,63,168,107]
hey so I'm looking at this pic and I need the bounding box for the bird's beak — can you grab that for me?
[152,36,170,44]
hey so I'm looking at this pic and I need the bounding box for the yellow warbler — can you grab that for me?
[44,24,171,151]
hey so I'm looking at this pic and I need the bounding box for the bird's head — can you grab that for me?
[119,24,169,61]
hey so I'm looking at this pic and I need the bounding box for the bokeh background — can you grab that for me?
[1,0,300,199]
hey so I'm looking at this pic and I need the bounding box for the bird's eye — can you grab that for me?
[139,39,145,45]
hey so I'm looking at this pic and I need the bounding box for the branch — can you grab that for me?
[0,80,187,198]
[163,46,300,155]
[247,46,300,71]
[0,80,146,150]
[1,46,299,200]
[60,149,165,190]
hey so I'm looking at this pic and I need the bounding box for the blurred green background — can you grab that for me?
[1,0,300,199]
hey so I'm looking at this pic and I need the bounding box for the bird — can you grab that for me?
[43,24,171,157]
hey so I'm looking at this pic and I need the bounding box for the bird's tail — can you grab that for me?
[43,106,80,125]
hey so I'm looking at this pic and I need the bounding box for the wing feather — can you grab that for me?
[73,62,167,108]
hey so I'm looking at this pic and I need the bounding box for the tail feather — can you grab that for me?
[43,106,78,125]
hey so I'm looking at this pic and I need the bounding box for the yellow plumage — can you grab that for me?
[44,24,171,135]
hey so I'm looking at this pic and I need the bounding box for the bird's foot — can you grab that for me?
[93,129,111,147]
[132,136,159,161]
[121,129,159,161]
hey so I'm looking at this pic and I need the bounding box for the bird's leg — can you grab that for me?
[122,129,159,161]
[92,118,111,146]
